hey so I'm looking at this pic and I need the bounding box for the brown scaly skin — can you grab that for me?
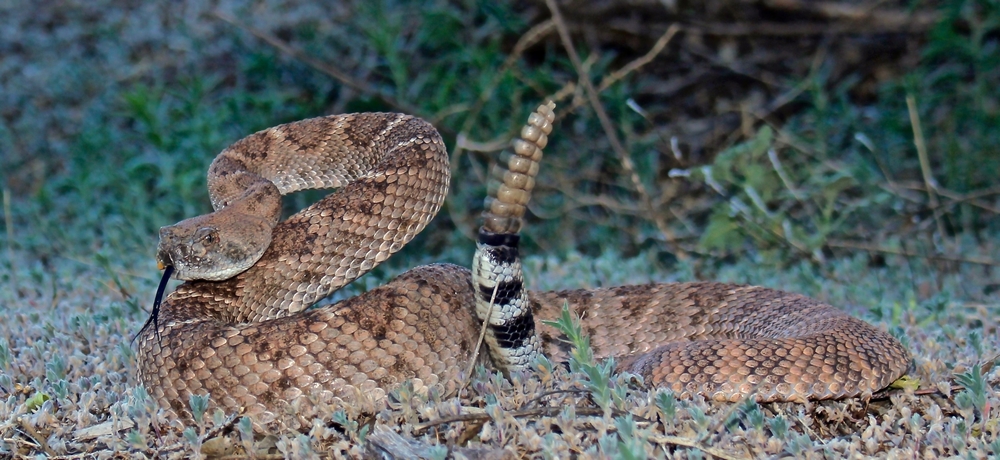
[142,113,481,422]
[139,106,909,424]
[532,283,908,402]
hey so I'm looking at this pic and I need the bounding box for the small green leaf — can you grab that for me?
[25,392,51,412]
[889,375,920,391]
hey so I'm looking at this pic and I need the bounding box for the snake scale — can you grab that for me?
[138,102,910,423]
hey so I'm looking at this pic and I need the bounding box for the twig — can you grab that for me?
[759,0,938,28]
[933,185,1000,214]
[826,240,999,267]
[682,16,935,37]
[456,132,515,153]
[417,405,741,459]
[937,184,1000,204]
[608,25,680,89]
[544,0,688,260]
[767,148,803,200]
[18,418,57,456]
[522,388,592,409]
[448,19,555,239]
[759,42,828,120]
[367,424,505,460]
[212,11,422,117]
[454,18,555,154]
[412,412,493,434]
[217,455,284,460]
[557,24,680,120]
[472,19,554,123]
[649,434,749,460]
[906,95,948,247]
[890,182,1000,215]
[719,40,828,157]
[155,411,242,456]
[48,453,119,460]
[412,406,627,435]
[463,282,498,395]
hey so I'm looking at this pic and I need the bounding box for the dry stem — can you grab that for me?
[544,0,688,260]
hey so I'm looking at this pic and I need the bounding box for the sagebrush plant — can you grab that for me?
[541,305,659,459]
[542,304,618,414]
[954,363,991,421]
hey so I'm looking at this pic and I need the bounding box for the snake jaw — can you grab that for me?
[157,211,273,281]
[154,233,175,274]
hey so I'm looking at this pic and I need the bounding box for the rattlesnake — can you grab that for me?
[138,102,910,422]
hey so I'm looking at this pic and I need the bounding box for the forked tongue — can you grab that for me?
[132,265,174,346]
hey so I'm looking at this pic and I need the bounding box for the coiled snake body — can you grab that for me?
[138,103,909,422]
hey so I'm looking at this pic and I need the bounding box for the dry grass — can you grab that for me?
[1,250,998,458]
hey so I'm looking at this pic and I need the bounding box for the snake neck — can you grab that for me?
[472,101,554,375]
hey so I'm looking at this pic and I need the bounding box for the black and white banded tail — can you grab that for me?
[472,101,554,374]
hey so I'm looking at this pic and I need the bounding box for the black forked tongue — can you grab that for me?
[132,265,174,347]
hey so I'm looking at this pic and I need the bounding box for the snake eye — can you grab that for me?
[194,227,219,246]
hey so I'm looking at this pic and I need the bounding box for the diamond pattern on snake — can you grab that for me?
[138,102,910,423]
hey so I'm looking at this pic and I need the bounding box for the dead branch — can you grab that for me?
[546,0,688,260]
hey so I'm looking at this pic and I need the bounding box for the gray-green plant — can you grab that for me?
[741,399,766,431]
[784,433,813,457]
[612,413,650,460]
[967,330,984,358]
[44,353,67,382]
[0,338,10,371]
[332,408,369,443]
[655,389,677,424]
[182,427,200,449]
[543,303,616,414]
[769,415,789,440]
[238,416,255,452]
[687,405,711,440]
[954,363,989,420]
[189,393,210,426]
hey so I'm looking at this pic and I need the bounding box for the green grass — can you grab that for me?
[7,0,997,271]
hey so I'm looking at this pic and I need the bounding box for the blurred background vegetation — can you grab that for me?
[1,0,997,298]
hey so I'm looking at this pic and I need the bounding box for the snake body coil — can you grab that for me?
[139,103,909,422]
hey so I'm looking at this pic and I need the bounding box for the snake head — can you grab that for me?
[156,208,274,281]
